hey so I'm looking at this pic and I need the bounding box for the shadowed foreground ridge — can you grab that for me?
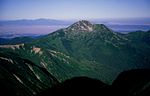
[37,69,150,96]
[112,69,150,96]
[37,77,109,96]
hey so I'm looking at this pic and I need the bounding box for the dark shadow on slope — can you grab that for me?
[37,77,109,96]
[37,69,150,96]
[0,57,59,96]
[111,69,150,96]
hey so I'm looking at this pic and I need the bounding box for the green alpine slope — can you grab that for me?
[0,20,150,96]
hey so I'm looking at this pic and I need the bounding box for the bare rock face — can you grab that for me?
[66,20,93,32]
[66,20,111,33]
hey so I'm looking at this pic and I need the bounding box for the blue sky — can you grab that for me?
[0,0,150,20]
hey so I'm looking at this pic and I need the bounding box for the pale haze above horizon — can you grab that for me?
[0,0,150,20]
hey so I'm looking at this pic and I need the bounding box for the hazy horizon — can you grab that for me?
[0,0,150,38]
[0,0,150,20]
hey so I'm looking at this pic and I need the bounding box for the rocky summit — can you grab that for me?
[66,20,93,32]
[66,20,111,33]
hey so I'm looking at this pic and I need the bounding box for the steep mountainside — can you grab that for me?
[0,20,150,96]
[31,20,150,81]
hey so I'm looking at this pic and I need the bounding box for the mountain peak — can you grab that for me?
[66,20,93,32]
[65,20,111,33]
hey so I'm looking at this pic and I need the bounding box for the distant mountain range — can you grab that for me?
[0,19,72,26]
[0,20,150,96]
[1,18,150,26]
[0,18,150,39]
